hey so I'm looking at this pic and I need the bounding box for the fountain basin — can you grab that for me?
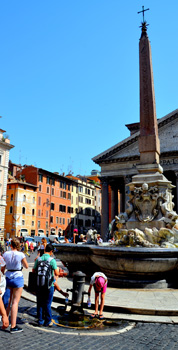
[55,244,178,288]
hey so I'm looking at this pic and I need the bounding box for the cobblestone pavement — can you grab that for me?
[1,298,178,350]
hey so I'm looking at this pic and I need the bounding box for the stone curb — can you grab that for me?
[22,287,178,324]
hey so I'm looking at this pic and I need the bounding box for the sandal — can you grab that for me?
[99,314,105,320]
[90,313,98,319]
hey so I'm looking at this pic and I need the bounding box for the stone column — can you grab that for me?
[124,175,132,212]
[118,178,125,213]
[100,177,109,242]
[110,181,118,220]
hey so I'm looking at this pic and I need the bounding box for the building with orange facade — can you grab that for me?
[18,166,73,236]
[5,177,37,238]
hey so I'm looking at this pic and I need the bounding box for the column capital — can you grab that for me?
[100,176,109,186]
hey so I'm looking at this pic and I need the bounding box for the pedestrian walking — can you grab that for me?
[30,242,34,254]
[24,240,30,257]
[88,272,108,320]
[3,238,28,333]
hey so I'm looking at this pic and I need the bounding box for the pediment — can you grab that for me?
[93,109,178,164]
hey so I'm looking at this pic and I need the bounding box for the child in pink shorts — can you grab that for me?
[88,272,107,320]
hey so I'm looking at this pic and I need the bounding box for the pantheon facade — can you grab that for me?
[93,109,178,237]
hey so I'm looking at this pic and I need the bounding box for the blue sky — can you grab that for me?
[0,1,177,176]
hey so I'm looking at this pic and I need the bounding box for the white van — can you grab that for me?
[48,234,59,242]
[38,229,45,236]
[20,228,29,237]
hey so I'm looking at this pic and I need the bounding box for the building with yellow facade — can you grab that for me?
[5,177,37,238]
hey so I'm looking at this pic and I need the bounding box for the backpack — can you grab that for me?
[36,256,54,289]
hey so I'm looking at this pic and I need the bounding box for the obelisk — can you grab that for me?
[126,9,175,231]
[139,21,160,165]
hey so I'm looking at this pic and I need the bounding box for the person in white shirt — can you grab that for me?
[3,238,28,334]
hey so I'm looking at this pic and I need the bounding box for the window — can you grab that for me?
[68,184,71,191]
[39,184,42,192]
[79,196,83,203]
[22,220,25,226]
[46,210,49,218]
[32,209,35,216]
[38,221,40,228]
[92,191,94,196]
[63,192,66,199]
[56,217,58,224]
[46,221,48,229]
[51,203,55,210]
[23,195,26,202]
[59,217,62,224]
[38,197,41,205]
[22,207,26,215]
[10,206,13,214]
[32,221,34,226]
[63,182,66,190]
[51,188,54,196]
[67,206,73,213]
[79,186,83,193]
[63,218,65,225]
[68,193,71,200]
[51,178,55,186]
[60,191,63,197]
[59,205,66,212]
[47,176,50,184]
[38,209,41,217]
[85,198,91,205]
[11,194,13,201]
[67,218,70,225]
[50,216,53,223]
[0,155,1,164]
[47,187,49,194]
[33,197,35,204]
[39,174,43,182]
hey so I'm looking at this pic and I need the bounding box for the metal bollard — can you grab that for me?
[67,271,86,314]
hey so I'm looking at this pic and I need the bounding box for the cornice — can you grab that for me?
[93,109,178,164]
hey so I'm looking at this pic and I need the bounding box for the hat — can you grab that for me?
[73,229,78,233]
[95,276,105,291]
[80,234,84,239]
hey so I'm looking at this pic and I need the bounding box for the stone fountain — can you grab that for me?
[55,17,178,288]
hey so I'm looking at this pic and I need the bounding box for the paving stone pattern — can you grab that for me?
[1,298,178,350]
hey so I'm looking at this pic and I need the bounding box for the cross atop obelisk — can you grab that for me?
[137,5,149,23]
[138,7,160,166]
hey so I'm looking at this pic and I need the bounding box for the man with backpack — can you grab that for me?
[33,243,58,327]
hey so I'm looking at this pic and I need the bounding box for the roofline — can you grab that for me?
[92,109,178,164]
